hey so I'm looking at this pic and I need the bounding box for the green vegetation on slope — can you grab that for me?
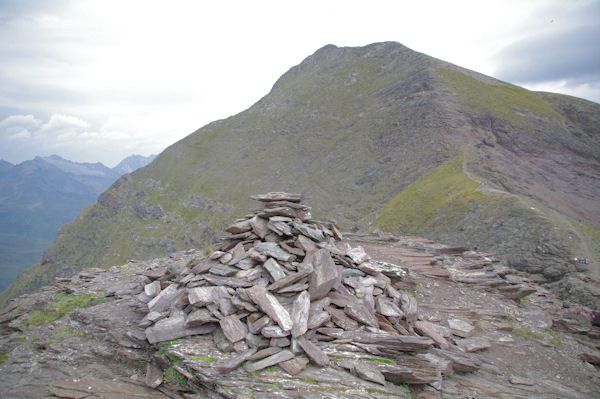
[438,68,560,124]
[373,153,486,234]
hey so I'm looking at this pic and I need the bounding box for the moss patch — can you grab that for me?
[21,293,106,327]
[0,353,7,364]
[190,355,217,363]
[164,367,188,386]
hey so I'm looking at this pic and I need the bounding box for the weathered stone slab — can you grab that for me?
[414,320,449,349]
[247,248,267,262]
[296,234,318,252]
[308,249,342,300]
[209,263,239,277]
[279,240,305,257]
[188,286,230,306]
[318,329,433,351]
[234,266,263,281]
[244,350,295,372]
[144,281,161,298]
[456,336,491,352]
[377,358,439,384]
[327,306,359,330]
[400,291,418,323]
[263,258,286,281]
[434,349,481,372]
[254,242,296,262]
[145,363,163,388]
[219,315,248,343]
[250,192,303,203]
[247,314,271,334]
[246,286,293,331]
[345,302,379,328]
[579,351,600,366]
[268,220,293,236]
[354,361,386,386]
[293,223,325,242]
[248,346,282,361]
[148,284,184,313]
[307,310,330,330]
[185,308,219,327]
[278,283,309,294]
[203,275,253,288]
[376,296,404,317]
[266,263,313,291]
[448,318,475,338]
[261,325,290,338]
[145,313,216,344]
[270,337,291,347]
[291,290,310,338]
[298,336,329,367]
[249,215,269,239]
[347,246,371,264]
[278,356,310,375]
[226,219,252,234]
[215,347,257,374]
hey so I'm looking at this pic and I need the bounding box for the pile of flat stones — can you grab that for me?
[140,192,455,385]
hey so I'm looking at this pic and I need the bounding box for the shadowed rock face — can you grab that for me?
[0,196,598,398]
[3,41,599,309]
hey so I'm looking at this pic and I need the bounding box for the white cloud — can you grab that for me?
[1,0,599,166]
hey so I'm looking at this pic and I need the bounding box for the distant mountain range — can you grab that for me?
[0,154,155,291]
[1,42,598,309]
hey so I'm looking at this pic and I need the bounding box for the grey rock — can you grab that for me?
[246,286,293,331]
[267,263,313,291]
[244,350,295,372]
[219,315,248,343]
[249,346,282,361]
[279,356,310,375]
[188,286,231,306]
[144,281,161,298]
[354,361,386,386]
[203,275,253,288]
[145,313,216,344]
[209,263,239,277]
[298,336,329,367]
[216,347,257,374]
[254,242,296,262]
[226,219,252,234]
[376,296,404,317]
[250,192,303,202]
[278,283,309,294]
[144,363,163,388]
[185,308,219,326]
[261,325,290,338]
[147,284,184,313]
[263,258,287,281]
[447,318,475,338]
[291,290,310,338]
[456,336,491,352]
[308,249,342,300]
[249,215,269,239]
[345,302,379,328]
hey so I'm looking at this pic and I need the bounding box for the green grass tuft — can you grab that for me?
[190,355,217,363]
[0,353,7,364]
[163,367,188,386]
[21,293,106,327]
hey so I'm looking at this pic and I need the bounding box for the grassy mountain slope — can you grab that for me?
[2,42,599,308]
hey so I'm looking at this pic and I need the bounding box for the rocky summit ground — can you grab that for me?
[0,231,598,398]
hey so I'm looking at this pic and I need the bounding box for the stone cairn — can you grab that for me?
[140,192,474,386]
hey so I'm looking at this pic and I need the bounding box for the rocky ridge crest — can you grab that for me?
[0,194,598,398]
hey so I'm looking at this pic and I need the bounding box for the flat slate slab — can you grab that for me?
[246,286,293,331]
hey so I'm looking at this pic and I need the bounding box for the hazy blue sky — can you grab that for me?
[1,0,598,166]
